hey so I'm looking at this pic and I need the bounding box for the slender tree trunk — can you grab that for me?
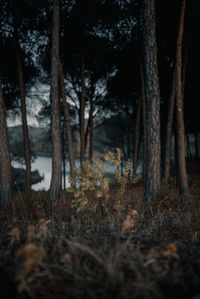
[49,0,62,201]
[140,60,147,179]
[62,119,66,190]
[143,0,161,202]
[186,134,189,163]
[0,81,12,205]
[133,98,141,175]
[163,66,176,183]
[182,47,188,94]
[186,133,192,163]
[194,132,199,161]
[80,48,85,168]
[174,127,179,187]
[84,92,94,161]
[175,0,189,196]
[16,49,31,192]
[59,60,75,181]
[89,96,94,162]
[84,116,90,155]
[13,21,31,192]
[125,103,130,160]
[127,120,130,160]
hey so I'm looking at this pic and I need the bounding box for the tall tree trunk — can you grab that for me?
[163,66,176,183]
[0,81,12,205]
[59,60,75,181]
[16,47,31,192]
[49,0,62,201]
[175,0,189,196]
[143,0,161,202]
[62,119,66,190]
[80,48,85,168]
[132,98,141,175]
[89,96,94,162]
[84,116,90,156]
[84,93,94,161]
[194,132,199,161]
[174,128,179,187]
[182,47,188,94]
[44,2,75,186]
[125,103,130,160]
[186,133,192,163]
[140,60,147,179]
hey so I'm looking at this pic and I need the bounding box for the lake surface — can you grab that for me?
[13,156,142,191]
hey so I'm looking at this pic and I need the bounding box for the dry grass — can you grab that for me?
[0,166,200,298]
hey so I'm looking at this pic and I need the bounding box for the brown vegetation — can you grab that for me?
[0,164,200,298]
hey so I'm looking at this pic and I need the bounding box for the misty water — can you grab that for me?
[13,156,142,191]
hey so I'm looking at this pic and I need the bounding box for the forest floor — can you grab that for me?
[0,163,200,299]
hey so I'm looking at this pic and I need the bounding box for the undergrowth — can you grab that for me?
[0,153,200,299]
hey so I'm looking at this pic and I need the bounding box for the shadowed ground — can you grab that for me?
[0,163,200,298]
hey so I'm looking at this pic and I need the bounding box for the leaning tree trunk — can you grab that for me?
[49,0,62,201]
[59,59,75,181]
[143,0,161,202]
[0,81,12,205]
[80,48,85,168]
[16,47,31,192]
[175,0,189,196]
[132,97,141,176]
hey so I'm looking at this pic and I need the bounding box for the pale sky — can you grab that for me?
[7,83,49,127]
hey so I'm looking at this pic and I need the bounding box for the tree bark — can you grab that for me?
[16,47,31,192]
[186,133,192,163]
[132,98,141,176]
[143,0,161,202]
[174,128,179,187]
[49,0,62,201]
[59,60,75,181]
[89,95,94,162]
[84,115,90,156]
[175,0,189,196]
[140,60,147,179]
[194,132,199,161]
[125,102,130,161]
[163,65,176,183]
[0,81,12,205]
[84,93,94,161]
[62,119,66,190]
[80,48,85,168]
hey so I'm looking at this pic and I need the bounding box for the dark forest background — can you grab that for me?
[1,2,200,298]
[0,0,200,204]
